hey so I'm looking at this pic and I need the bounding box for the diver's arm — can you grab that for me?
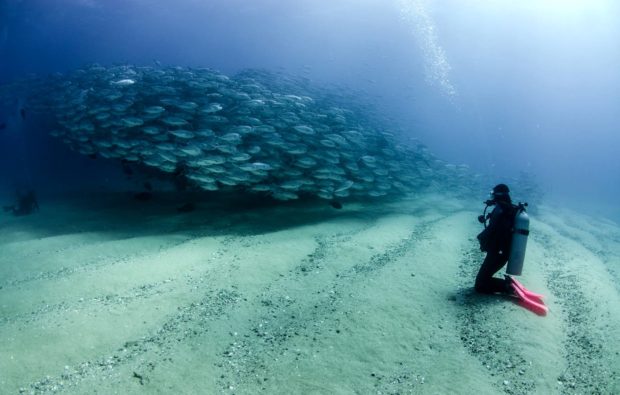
[484,206,502,232]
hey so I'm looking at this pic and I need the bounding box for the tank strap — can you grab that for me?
[516,229,529,236]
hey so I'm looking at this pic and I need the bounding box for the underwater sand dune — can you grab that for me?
[0,193,619,394]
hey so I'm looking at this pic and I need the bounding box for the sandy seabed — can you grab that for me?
[1,192,619,394]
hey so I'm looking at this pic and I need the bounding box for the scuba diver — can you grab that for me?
[475,184,517,294]
[474,184,548,315]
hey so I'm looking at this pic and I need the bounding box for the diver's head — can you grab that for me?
[490,183,511,204]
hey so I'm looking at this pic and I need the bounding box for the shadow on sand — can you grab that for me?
[0,191,436,242]
[453,287,545,316]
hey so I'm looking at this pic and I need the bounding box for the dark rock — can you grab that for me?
[329,200,343,209]
[177,202,196,213]
[133,191,152,201]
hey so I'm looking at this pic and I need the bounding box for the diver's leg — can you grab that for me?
[475,252,509,294]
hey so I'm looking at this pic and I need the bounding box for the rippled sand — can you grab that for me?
[1,192,619,394]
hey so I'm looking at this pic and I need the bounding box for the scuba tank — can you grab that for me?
[506,203,529,276]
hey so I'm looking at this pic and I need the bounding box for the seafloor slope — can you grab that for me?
[0,192,618,394]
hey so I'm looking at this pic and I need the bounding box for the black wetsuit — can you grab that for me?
[475,201,515,294]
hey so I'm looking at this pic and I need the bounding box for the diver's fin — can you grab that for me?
[507,276,545,302]
[510,282,548,316]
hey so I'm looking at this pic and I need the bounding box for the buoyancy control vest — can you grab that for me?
[477,201,530,275]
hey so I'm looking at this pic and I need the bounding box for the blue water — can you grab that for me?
[1,0,619,219]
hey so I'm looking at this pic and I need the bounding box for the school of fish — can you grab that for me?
[0,64,475,200]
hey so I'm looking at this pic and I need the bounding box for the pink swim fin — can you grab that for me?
[508,276,545,302]
[510,283,548,316]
